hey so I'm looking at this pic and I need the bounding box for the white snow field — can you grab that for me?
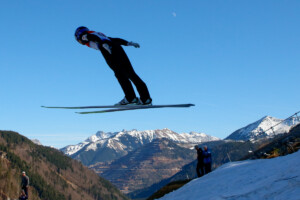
[158,151,300,200]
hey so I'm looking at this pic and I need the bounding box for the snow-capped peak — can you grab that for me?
[86,131,116,143]
[181,132,220,143]
[31,139,42,145]
[61,129,218,156]
[226,115,300,141]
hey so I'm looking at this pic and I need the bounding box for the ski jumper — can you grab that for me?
[81,31,151,103]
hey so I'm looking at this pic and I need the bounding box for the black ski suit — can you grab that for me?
[82,31,151,102]
[21,175,29,197]
[196,148,205,177]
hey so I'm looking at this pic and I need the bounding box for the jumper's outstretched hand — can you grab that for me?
[102,43,112,54]
[127,41,140,48]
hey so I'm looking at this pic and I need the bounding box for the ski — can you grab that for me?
[41,105,138,109]
[75,104,195,114]
[42,103,194,110]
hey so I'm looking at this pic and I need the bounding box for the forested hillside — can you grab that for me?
[0,131,129,200]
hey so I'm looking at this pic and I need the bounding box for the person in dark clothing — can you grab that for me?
[74,26,152,105]
[195,145,204,177]
[21,171,29,197]
[203,146,212,174]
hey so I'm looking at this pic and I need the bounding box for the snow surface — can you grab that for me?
[158,151,300,200]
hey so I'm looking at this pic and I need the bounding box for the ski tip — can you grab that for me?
[76,112,85,114]
[183,104,195,107]
[41,105,56,109]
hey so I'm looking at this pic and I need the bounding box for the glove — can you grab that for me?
[127,41,140,48]
[102,43,112,54]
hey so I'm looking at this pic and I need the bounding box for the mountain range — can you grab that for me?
[59,115,300,198]
[61,129,220,165]
[62,116,300,167]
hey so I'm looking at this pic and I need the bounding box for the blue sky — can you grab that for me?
[1,0,299,148]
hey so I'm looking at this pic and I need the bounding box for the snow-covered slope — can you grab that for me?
[158,151,300,200]
[226,116,300,141]
[61,129,219,156]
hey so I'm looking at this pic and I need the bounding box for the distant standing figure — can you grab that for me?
[203,146,212,174]
[21,171,29,197]
[195,145,204,177]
